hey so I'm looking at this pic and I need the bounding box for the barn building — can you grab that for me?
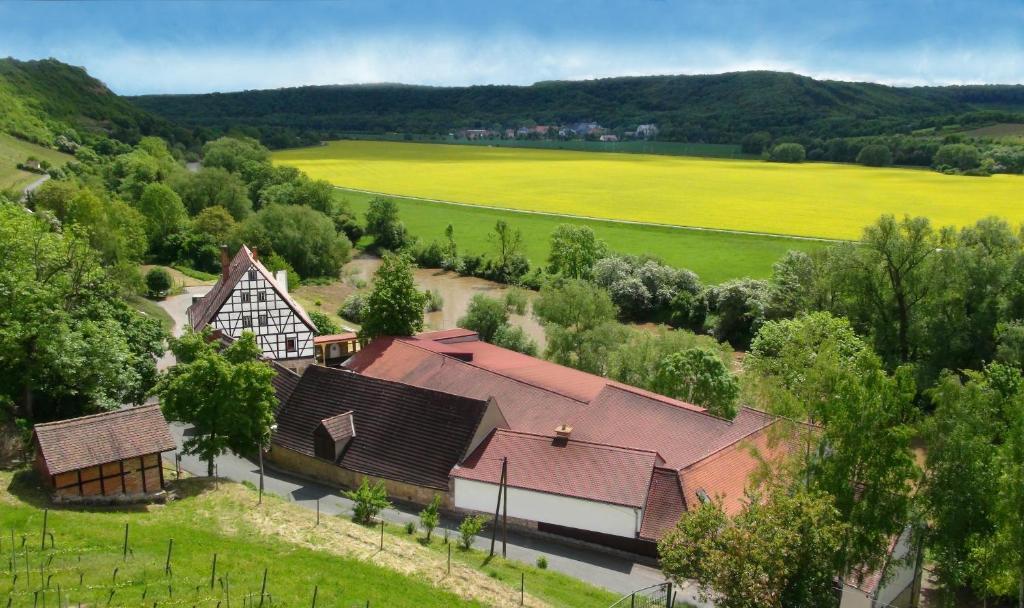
[188,245,316,365]
[267,328,796,552]
[33,405,176,500]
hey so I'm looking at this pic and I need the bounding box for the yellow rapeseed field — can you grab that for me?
[273,140,1024,240]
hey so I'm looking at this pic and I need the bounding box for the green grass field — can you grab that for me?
[276,140,1024,241]
[960,122,1024,143]
[338,187,822,283]
[0,132,71,192]
[0,469,615,607]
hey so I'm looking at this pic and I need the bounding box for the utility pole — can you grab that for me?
[501,457,508,558]
[489,458,506,558]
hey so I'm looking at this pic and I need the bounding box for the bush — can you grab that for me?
[503,287,529,315]
[343,479,392,524]
[419,494,441,541]
[708,279,774,349]
[458,514,487,550]
[145,267,173,297]
[768,143,806,163]
[308,310,341,336]
[413,240,446,268]
[856,144,893,167]
[492,324,539,356]
[458,294,508,342]
[339,293,366,323]
[424,289,444,313]
[536,555,548,569]
[404,521,416,535]
[934,143,981,172]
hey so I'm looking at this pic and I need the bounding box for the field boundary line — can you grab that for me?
[333,185,850,244]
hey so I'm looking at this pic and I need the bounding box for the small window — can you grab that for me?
[258,314,268,327]
[241,315,252,328]
[241,292,251,303]
[248,270,257,281]
[257,290,267,302]
[286,338,297,353]
[696,489,710,504]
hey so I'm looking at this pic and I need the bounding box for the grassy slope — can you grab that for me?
[277,140,1024,241]
[338,188,822,283]
[960,122,1024,142]
[0,133,72,191]
[0,469,619,607]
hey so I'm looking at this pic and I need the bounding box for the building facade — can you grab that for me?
[188,245,316,362]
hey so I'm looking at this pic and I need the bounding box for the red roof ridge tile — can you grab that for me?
[33,403,163,429]
[489,427,665,460]
[678,410,779,471]
[396,337,594,404]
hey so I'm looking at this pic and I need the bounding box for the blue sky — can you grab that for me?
[1,1,1022,95]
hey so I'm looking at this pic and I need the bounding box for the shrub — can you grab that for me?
[339,293,366,323]
[492,324,538,356]
[536,555,548,569]
[419,494,441,541]
[856,144,893,167]
[458,514,487,550]
[768,143,806,163]
[934,143,981,172]
[413,240,446,268]
[343,479,392,524]
[308,310,341,336]
[458,294,508,342]
[424,289,444,313]
[404,521,416,535]
[145,267,173,297]
[708,279,774,349]
[503,287,529,315]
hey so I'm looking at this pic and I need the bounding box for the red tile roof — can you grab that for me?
[452,429,660,508]
[188,245,314,331]
[33,405,176,475]
[313,333,358,345]
[640,467,686,540]
[273,365,491,490]
[417,328,479,343]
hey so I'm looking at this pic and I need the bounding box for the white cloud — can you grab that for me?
[26,32,1024,95]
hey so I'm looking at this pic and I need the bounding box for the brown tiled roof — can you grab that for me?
[319,411,355,442]
[639,467,686,540]
[268,359,301,414]
[272,365,490,490]
[452,429,660,508]
[33,405,176,475]
[417,328,479,343]
[313,332,357,345]
[187,245,314,331]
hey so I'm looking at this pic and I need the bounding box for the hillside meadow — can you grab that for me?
[0,133,71,191]
[276,140,1024,240]
[336,187,823,283]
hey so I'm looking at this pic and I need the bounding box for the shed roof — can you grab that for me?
[452,429,660,508]
[33,405,176,475]
[273,366,490,490]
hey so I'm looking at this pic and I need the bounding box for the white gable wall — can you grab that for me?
[209,263,314,360]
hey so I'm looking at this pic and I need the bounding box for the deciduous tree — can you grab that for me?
[359,252,426,339]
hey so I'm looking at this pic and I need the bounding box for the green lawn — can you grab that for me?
[125,294,175,332]
[0,469,617,607]
[0,132,72,192]
[338,188,823,283]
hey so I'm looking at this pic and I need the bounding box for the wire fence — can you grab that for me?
[607,582,674,608]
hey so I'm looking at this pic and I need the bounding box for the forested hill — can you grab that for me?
[0,58,190,146]
[131,71,1024,145]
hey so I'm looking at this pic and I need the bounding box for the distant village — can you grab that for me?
[453,122,659,143]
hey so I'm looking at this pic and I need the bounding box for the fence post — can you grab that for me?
[258,568,267,608]
[520,572,524,605]
[41,510,48,551]
[316,499,320,526]
[164,539,173,575]
[210,554,217,590]
[379,519,384,551]
[447,544,451,575]
[310,585,317,608]
[123,524,129,561]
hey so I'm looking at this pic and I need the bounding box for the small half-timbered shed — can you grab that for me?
[188,245,316,361]
[33,405,177,499]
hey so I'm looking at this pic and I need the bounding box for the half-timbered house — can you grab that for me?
[33,405,176,500]
[188,245,316,363]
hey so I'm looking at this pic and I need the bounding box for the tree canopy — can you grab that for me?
[358,252,426,340]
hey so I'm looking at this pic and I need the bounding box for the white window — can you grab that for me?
[241,292,251,303]
[258,314,268,327]
[286,338,296,352]
[257,291,267,302]
[241,315,252,328]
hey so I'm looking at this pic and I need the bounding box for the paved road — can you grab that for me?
[155,288,711,605]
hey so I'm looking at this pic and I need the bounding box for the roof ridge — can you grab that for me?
[679,417,779,471]
[34,404,160,429]
[493,428,662,457]
[598,382,717,417]
[308,363,491,409]
[397,338,594,404]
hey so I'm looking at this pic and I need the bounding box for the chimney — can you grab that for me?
[251,246,259,262]
[219,245,230,282]
[275,270,288,294]
[554,424,572,439]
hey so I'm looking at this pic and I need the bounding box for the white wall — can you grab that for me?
[839,587,872,608]
[453,477,639,538]
[875,527,918,607]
